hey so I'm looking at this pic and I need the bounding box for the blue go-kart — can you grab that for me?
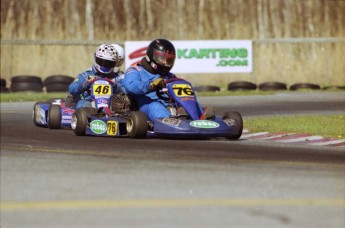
[140,78,243,140]
[33,96,76,129]
[32,78,146,139]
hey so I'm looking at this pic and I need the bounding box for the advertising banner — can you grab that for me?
[125,40,252,73]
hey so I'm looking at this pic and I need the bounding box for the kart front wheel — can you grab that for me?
[71,107,97,136]
[48,104,61,129]
[126,111,148,139]
[223,111,243,140]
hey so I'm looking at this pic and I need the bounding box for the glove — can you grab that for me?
[82,80,92,90]
[150,78,165,91]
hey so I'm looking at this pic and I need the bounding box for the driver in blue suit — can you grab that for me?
[123,38,214,123]
[68,44,126,109]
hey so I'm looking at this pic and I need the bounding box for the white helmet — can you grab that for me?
[94,44,118,74]
[111,44,125,72]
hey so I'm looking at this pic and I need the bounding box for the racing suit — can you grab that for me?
[69,65,126,109]
[122,62,176,122]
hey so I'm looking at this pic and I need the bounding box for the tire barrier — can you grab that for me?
[194,85,221,92]
[11,75,42,84]
[289,83,321,91]
[4,75,344,93]
[1,78,10,93]
[228,81,257,91]
[10,75,43,92]
[44,75,74,92]
[258,81,287,91]
[322,85,345,90]
[0,78,6,87]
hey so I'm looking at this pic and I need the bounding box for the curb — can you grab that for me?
[241,129,345,147]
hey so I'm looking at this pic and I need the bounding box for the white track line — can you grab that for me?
[310,139,345,146]
[275,136,324,143]
[241,132,269,139]
[260,133,294,140]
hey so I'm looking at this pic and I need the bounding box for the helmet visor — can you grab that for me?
[95,57,116,68]
[115,59,124,67]
[152,49,176,68]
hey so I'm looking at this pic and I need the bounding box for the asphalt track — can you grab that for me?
[1,91,345,228]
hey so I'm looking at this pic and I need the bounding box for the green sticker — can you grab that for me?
[90,120,107,134]
[190,120,220,128]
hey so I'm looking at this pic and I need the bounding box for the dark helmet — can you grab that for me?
[146,39,176,75]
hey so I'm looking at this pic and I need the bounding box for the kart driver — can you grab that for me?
[122,38,215,122]
[68,43,126,109]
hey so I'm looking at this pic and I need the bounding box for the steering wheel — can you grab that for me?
[156,87,170,101]
[155,78,185,101]
[88,77,114,86]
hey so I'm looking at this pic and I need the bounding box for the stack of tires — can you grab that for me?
[43,75,74,92]
[10,75,43,92]
[258,82,287,91]
[289,83,321,91]
[225,81,336,91]
[1,78,10,93]
[228,81,257,91]
[194,85,220,92]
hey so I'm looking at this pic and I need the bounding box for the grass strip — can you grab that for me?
[244,115,345,138]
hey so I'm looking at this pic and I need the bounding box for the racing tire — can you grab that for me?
[289,83,321,91]
[71,107,97,136]
[228,81,257,91]
[10,82,43,92]
[47,104,62,129]
[45,83,70,92]
[11,75,42,84]
[223,111,243,140]
[1,78,7,87]
[194,85,220,92]
[126,111,148,139]
[258,82,287,91]
[322,85,345,90]
[43,75,74,85]
[0,86,10,93]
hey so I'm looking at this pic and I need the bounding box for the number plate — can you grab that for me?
[172,84,195,97]
[93,84,111,96]
[107,121,118,135]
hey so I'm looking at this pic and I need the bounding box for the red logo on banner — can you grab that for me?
[129,47,148,59]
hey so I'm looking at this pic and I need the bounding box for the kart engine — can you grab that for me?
[111,93,136,115]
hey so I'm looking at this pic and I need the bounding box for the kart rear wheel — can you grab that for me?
[223,111,243,140]
[71,107,97,136]
[126,111,148,139]
[48,104,61,129]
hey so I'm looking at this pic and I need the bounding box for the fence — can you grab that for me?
[1,37,344,88]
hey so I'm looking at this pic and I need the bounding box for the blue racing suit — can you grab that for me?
[122,63,175,122]
[69,65,126,109]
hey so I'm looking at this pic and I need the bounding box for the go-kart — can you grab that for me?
[69,78,148,138]
[33,78,147,139]
[33,95,76,129]
[146,78,243,140]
